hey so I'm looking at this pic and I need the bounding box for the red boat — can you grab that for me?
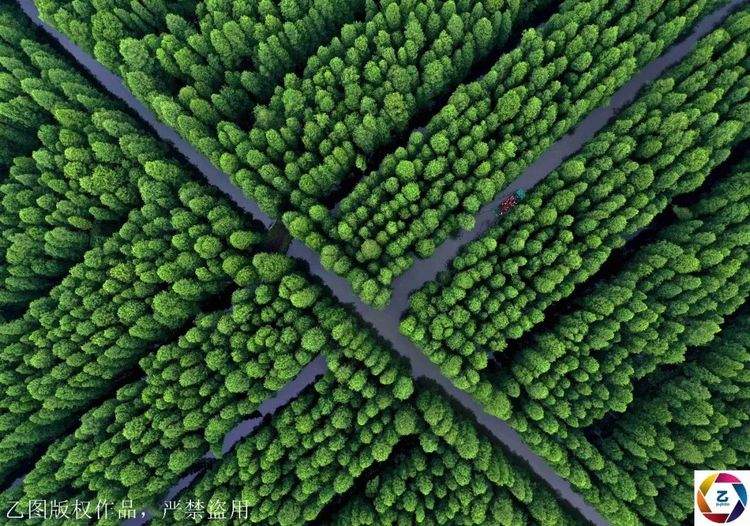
[499,189,526,214]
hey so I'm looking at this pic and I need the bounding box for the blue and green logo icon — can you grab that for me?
[696,472,748,523]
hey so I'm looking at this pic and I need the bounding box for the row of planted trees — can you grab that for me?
[402,9,750,403]
[406,117,750,523]
[1,250,582,526]
[3,2,750,526]
[288,0,726,306]
[390,8,750,523]
[0,7,577,525]
[0,2,267,484]
[38,0,550,216]
[0,5,151,314]
[150,379,584,526]
[39,0,734,310]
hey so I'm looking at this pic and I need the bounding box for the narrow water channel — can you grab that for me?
[123,356,327,525]
[15,0,276,230]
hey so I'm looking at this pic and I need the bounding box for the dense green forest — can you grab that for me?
[0,245,582,524]
[147,378,584,526]
[0,3,266,486]
[402,14,750,515]
[0,5,211,317]
[500,156,750,523]
[37,0,730,308]
[593,315,750,523]
[37,0,551,216]
[403,9,750,402]
[0,0,748,524]
[315,0,727,306]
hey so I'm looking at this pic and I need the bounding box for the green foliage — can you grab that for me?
[0,4,270,484]
[0,9,194,316]
[0,172,262,483]
[437,154,750,523]
[403,11,750,392]
[37,0,363,94]
[593,317,750,524]
[147,379,583,526]
[5,250,422,514]
[8,2,750,526]
[508,162,750,425]
[36,0,375,221]
[309,0,725,306]
[0,8,50,166]
[38,0,550,221]
[154,365,413,525]
[333,387,582,526]
[238,0,548,215]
